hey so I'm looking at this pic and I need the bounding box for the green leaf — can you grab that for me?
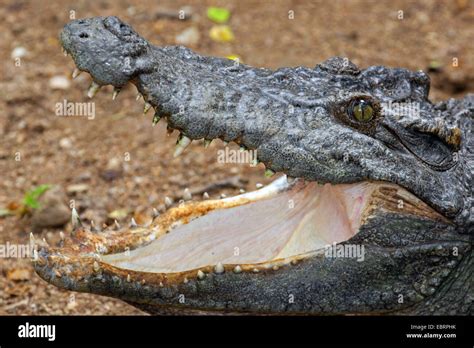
[22,184,52,210]
[207,7,231,24]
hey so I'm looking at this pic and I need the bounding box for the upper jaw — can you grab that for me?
[58,17,468,223]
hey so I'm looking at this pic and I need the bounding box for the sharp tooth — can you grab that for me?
[112,87,121,100]
[214,262,225,274]
[164,196,173,208]
[264,169,275,178]
[173,134,192,158]
[143,102,152,114]
[203,192,209,199]
[127,274,131,282]
[233,265,242,273]
[130,217,138,228]
[59,231,65,240]
[62,48,68,56]
[152,113,161,126]
[29,232,35,248]
[114,220,121,229]
[220,193,227,199]
[183,188,192,201]
[72,68,81,79]
[256,183,263,189]
[239,189,246,193]
[71,208,82,230]
[93,261,100,272]
[197,270,205,280]
[152,208,160,219]
[87,81,101,98]
[204,139,212,148]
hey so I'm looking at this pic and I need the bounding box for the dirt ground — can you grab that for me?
[0,0,473,315]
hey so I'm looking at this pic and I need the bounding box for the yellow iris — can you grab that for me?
[352,100,374,122]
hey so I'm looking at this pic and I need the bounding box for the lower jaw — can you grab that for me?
[33,175,447,289]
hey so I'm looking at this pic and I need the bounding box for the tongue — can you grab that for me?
[275,182,372,259]
[101,180,376,273]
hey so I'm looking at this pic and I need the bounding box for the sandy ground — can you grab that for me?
[0,0,473,315]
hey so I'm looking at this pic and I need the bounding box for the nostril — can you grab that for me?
[78,20,85,24]
[79,32,89,39]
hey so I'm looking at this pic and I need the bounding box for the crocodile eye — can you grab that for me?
[333,95,380,134]
[350,99,374,122]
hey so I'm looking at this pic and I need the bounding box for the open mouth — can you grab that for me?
[36,23,451,291]
[99,176,446,274]
[33,174,446,284]
[102,176,375,273]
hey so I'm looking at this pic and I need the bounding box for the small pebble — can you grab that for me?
[175,27,200,46]
[66,184,89,194]
[59,138,73,149]
[11,46,28,59]
[49,75,71,90]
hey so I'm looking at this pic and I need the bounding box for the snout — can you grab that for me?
[60,17,105,54]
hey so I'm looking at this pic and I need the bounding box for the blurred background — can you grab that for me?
[0,0,473,315]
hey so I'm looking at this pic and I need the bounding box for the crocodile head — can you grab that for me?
[34,16,473,315]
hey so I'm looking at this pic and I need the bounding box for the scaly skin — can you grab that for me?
[32,16,473,315]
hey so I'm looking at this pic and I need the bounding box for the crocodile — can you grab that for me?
[33,16,473,315]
